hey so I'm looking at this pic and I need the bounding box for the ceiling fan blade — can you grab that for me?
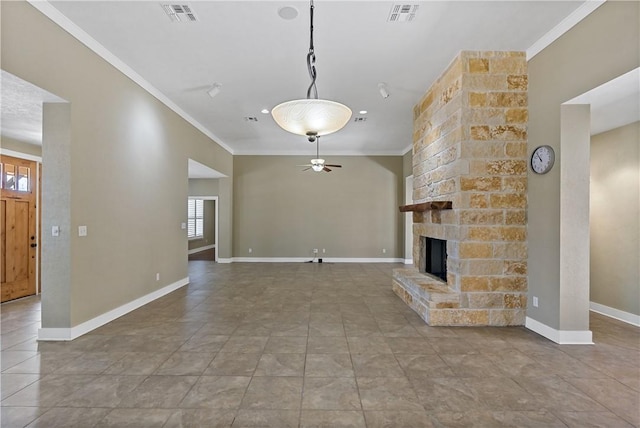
[302,167,312,171]
[325,164,342,168]
[323,167,332,172]
[296,164,313,167]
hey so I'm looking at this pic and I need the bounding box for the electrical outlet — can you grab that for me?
[533,296,539,307]
[249,248,252,253]
[382,248,386,254]
[313,249,318,254]
[156,273,160,281]
[322,249,326,254]
[78,225,87,237]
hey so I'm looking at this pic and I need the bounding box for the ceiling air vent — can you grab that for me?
[387,4,419,22]
[162,4,198,22]
[354,117,367,123]
[244,117,258,122]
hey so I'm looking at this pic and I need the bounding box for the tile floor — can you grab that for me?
[1,262,639,427]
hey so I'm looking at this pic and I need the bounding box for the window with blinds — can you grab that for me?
[187,199,204,238]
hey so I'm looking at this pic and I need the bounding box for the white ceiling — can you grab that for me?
[0,70,66,145]
[38,0,589,155]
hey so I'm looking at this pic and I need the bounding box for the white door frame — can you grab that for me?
[188,195,219,262]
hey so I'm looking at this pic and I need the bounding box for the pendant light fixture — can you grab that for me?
[271,0,352,142]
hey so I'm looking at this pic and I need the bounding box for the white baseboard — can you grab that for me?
[590,302,640,327]
[188,244,216,255]
[525,316,593,345]
[38,277,189,341]
[404,258,413,265]
[228,257,404,263]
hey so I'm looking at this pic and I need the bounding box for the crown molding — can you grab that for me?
[527,0,606,60]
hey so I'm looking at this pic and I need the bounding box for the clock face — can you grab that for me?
[531,145,555,174]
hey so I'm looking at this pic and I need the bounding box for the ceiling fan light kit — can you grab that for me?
[298,137,343,173]
[271,0,352,142]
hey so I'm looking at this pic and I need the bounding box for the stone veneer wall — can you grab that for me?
[393,51,528,326]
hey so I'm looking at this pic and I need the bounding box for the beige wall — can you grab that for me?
[2,1,233,327]
[402,150,413,179]
[0,136,43,157]
[233,155,403,259]
[189,178,220,196]
[590,122,640,316]
[527,1,639,329]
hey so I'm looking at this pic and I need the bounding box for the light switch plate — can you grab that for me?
[78,225,87,237]
[52,226,60,237]
[181,222,186,230]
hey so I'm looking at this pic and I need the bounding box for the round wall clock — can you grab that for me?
[531,145,555,174]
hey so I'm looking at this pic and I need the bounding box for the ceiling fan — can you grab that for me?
[298,137,342,172]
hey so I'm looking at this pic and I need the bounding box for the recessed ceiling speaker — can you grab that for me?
[278,6,298,20]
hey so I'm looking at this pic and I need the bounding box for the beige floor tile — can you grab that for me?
[178,335,230,352]
[300,410,366,428]
[154,352,215,376]
[25,407,111,428]
[364,410,435,428]
[351,354,404,377]
[254,353,305,377]
[564,377,640,426]
[102,352,171,375]
[204,353,261,376]
[347,337,392,354]
[264,336,307,354]
[95,408,174,427]
[1,374,97,407]
[395,354,455,379]
[220,337,268,354]
[240,377,303,410]
[57,375,145,407]
[0,406,46,428]
[554,411,636,428]
[306,336,349,354]
[1,373,41,401]
[117,375,198,408]
[180,375,251,409]
[431,410,567,427]
[163,409,237,428]
[1,263,638,428]
[305,354,354,377]
[357,376,424,411]
[232,409,299,427]
[302,377,361,410]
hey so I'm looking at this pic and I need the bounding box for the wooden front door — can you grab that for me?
[1,155,37,302]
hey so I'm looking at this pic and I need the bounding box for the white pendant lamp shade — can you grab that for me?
[271,99,352,138]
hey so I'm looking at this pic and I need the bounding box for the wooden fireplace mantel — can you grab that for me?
[399,201,452,212]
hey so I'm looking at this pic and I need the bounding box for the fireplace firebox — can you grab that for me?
[420,237,447,282]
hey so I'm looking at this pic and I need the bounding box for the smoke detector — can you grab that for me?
[387,4,419,22]
[162,4,198,22]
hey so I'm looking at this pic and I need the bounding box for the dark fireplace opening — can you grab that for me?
[420,236,447,282]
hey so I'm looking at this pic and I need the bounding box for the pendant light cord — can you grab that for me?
[306,0,318,100]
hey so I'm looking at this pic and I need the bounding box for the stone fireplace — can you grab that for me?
[393,51,528,326]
